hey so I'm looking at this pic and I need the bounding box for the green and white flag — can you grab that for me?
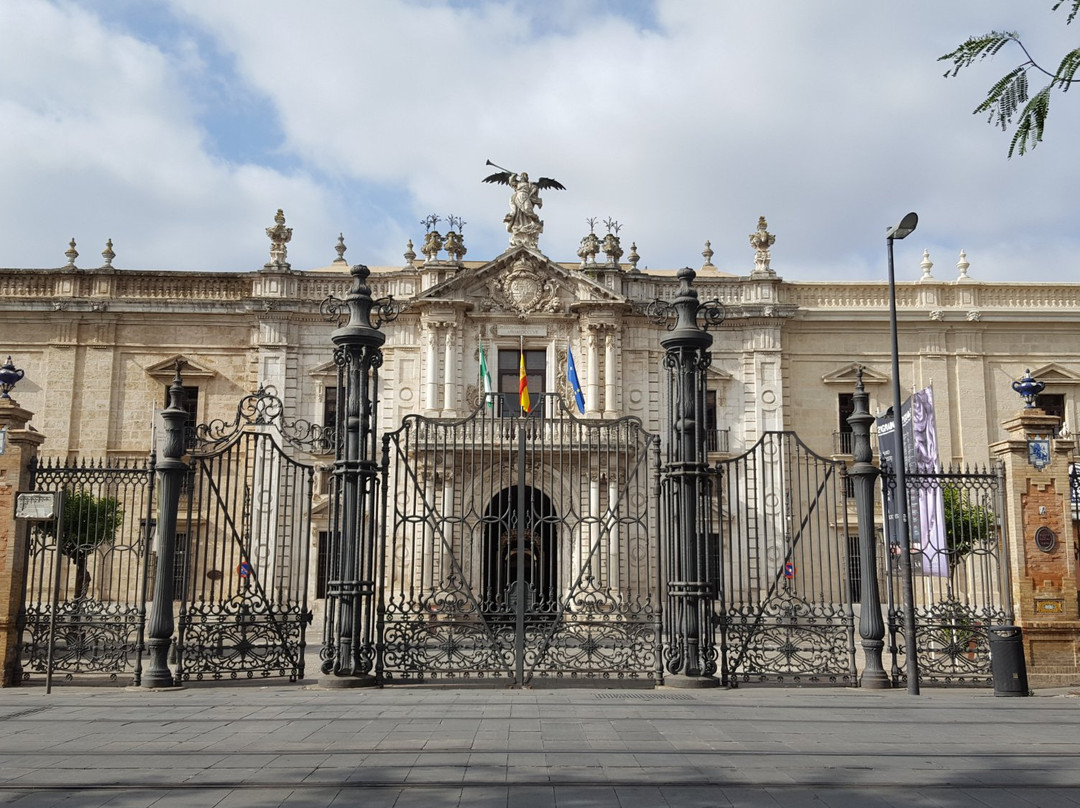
[479,343,494,408]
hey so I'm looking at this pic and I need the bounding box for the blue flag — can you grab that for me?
[567,345,585,414]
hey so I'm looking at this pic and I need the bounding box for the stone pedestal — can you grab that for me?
[0,399,45,686]
[990,410,1080,687]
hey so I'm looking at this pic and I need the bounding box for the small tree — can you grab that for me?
[941,485,993,577]
[45,490,124,600]
[939,0,1080,157]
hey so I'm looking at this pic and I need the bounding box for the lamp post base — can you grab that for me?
[664,674,720,689]
[318,673,378,689]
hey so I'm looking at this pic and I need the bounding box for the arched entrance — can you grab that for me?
[483,486,558,617]
[379,397,663,686]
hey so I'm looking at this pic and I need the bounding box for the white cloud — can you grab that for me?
[1,0,1077,281]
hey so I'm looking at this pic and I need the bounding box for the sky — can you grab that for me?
[1,0,1078,283]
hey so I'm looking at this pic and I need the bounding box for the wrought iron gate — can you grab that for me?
[883,463,1010,686]
[176,388,322,681]
[712,432,856,686]
[379,394,662,685]
[22,457,156,684]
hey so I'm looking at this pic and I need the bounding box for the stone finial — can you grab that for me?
[101,239,115,268]
[957,250,970,279]
[445,215,467,262]
[334,233,347,264]
[265,209,292,270]
[602,230,623,268]
[920,249,933,279]
[702,240,714,268]
[749,216,776,276]
[64,238,78,268]
[628,242,640,272]
[421,216,443,263]
[578,218,600,267]
[404,239,416,268]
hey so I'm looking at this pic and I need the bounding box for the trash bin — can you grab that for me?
[988,625,1029,697]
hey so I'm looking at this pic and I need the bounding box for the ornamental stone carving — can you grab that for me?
[749,216,776,276]
[488,258,561,316]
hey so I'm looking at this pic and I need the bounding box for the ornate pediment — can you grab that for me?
[1026,363,1080,385]
[412,247,627,316]
[144,355,216,382]
[821,363,889,386]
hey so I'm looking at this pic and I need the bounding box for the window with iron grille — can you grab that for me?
[837,393,855,454]
[497,349,545,416]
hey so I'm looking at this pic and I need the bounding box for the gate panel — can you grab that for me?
[380,395,662,685]
[883,464,1009,686]
[177,391,318,682]
[714,432,856,686]
[22,458,155,683]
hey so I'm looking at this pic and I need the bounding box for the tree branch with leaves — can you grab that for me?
[939,0,1080,157]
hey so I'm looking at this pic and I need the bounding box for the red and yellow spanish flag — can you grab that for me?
[518,351,531,415]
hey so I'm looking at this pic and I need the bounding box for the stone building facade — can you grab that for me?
[2,213,1077,469]
[2,203,1079,686]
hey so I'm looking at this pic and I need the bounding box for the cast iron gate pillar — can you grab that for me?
[142,360,186,688]
[320,263,396,687]
[658,267,724,688]
[848,367,889,688]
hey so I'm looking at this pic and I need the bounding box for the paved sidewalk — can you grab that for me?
[1,679,1078,808]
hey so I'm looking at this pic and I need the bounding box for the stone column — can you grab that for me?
[603,327,617,418]
[422,324,438,415]
[442,324,456,416]
[990,409,1079,687]
[0,397,46,687]
[584,328,601,418]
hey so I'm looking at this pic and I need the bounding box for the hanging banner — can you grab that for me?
[876,387,947,576]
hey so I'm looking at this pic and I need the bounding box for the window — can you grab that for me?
[703,390,729,453]
[164,385,199,448]
[164,385,199,425]
[836,393,855,454]
[1036,393,1066,436]
[498,349,546,416]
[323,385,339,430]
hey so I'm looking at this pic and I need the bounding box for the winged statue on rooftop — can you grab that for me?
[483,160,566,250]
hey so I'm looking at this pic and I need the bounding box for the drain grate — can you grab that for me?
[594,692,697,701]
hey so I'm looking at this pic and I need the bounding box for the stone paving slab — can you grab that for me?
[0,683,1078,806]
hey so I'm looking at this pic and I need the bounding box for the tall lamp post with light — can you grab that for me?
[886,212,921,696]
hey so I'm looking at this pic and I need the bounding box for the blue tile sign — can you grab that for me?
[1027,435,1051,470]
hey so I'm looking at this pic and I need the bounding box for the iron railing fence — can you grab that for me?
[710,432,857,687]
[22,456,156,686]
[378,393,663,686]
[881,462,1010,687]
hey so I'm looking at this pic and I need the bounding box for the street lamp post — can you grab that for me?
[886,212,920,696]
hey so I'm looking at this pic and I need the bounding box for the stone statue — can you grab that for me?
[749,216,775,275]
[483,161,565,250]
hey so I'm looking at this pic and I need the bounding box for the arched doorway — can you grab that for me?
[483,486,558,617]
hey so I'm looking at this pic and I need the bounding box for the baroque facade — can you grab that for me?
[1,213,1077,468]
[3,190,1080,686]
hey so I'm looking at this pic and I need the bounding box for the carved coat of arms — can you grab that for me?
[488,259,561,316]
